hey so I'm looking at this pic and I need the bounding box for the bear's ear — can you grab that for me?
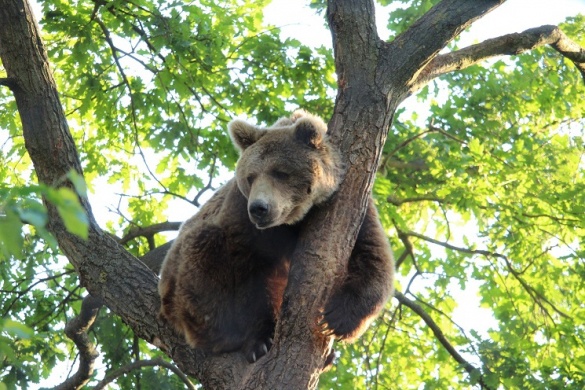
[294,118,324,148]
[229,119,266,152]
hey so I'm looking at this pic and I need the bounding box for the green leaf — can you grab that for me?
[0,207,23,259]
[45,187,89,239]
[67,169,88,198]
[468,138,483,155]
[1,319,33,339]
[17,199,48,229]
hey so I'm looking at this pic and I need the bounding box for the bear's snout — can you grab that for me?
[249,199,271,226]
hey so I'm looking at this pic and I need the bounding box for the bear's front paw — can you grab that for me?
[242,336,273,363]
[319,290,368,341]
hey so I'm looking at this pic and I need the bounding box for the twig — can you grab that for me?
[193,154,217,207]
[1,270,74,316]
[394,291,492,389]
[92,357,196,390]
[93,15,169,193]
[387,194,445,206]
[403,230,571,320]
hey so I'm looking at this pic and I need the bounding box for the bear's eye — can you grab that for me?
[247,174,256,186]
[271,170,290,181]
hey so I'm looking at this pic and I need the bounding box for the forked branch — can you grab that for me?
[403,230,571,320]
[51,295,103,390]
[383,0,505,89]
[412,24,585,92]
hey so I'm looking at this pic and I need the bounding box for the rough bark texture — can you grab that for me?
[413,24,585,92]
[5,0,583,388]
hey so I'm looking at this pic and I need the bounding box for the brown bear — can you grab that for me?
[158,110,394,363]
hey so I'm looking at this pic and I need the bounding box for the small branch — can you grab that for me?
[1,270,74,316]
[92,357,196,390]
[394,291,492,389]
[385,128,436,159]
[118,221,181,245]
[50,295,103,390]
[403,230,571,320]
[192,154,217,207]
[387,194,445,206]
[413,25,585,92]
[31,286,82,328]
[395,230,415,270]
[93,15,169,193]
[413,295,483,360]
[0,77,18,90]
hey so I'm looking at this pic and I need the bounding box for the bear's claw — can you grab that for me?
[243,336,273,363]
[317,315,337,337]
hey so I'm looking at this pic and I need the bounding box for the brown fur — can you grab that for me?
[158,110,394,363]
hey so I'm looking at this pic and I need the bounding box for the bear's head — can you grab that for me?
[229,111,343,229]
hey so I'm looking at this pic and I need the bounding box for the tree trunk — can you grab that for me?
[0,0,506,388]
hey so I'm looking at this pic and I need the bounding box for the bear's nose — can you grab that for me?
[249,200,270,220]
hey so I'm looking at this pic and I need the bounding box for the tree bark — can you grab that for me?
[0,1,241,388]
[239,0,507,388]
[412,25,585,92]
[9,0,583,388]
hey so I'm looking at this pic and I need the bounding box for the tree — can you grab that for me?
[0,0,584,388]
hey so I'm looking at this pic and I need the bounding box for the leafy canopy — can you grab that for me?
[0,1,583,389]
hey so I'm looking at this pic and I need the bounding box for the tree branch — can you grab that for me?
[118,221,181,245]
[0,77,18,90]
[50,295,103,390]
[413,24,585,92]
[0,2,247,388]
[138,240,173,274]
[394,291,492,389]
[387,194,444,207]
[384,0,506,89]
[92,357,196,390]
[403,230,571,320]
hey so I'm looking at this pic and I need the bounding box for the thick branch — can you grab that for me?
[51,295,103,390]
[0,2,247,388]
[384,0,505,88]
[413,25,585,91]
[139,241,173,274]
[394,291,492,389]
[327,0,380,93]
[237,2,398,388]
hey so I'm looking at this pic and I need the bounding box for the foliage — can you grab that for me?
[321,14,585,390]
[0,0,583,389]
[0,172,88,259]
